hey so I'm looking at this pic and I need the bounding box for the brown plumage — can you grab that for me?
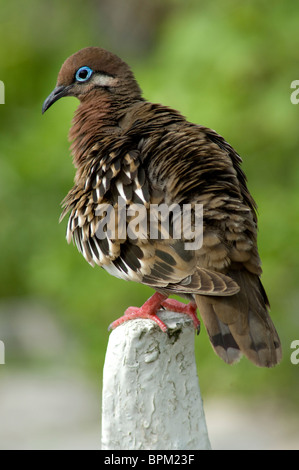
[42,47,281,367]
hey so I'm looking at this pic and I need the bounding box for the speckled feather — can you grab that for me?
[46,47,281,367]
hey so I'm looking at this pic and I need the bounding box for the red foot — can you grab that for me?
[109,293,201,335]
[161,299,201,335]
[108,292,168,332]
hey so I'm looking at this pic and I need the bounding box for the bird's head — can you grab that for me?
[42,47,142,114]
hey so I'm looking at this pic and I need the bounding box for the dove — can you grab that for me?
[42,47,281,367]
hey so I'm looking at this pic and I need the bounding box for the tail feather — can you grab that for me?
[195,270,282,368]
[196,295,242,364]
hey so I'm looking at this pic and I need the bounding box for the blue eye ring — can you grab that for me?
[75,66,93,82]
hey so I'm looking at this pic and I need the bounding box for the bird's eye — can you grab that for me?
[75,66,93,82]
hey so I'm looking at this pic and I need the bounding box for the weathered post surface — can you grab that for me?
[101,310,211,450]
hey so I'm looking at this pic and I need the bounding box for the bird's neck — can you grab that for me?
[69,92,141,169]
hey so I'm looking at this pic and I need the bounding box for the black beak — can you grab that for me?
[42,85,70,114]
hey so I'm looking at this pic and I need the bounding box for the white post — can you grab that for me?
[101,310,211,450]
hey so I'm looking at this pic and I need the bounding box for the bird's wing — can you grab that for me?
[60,120,261,286]
[145,119,262,277]
[60,142,240,296]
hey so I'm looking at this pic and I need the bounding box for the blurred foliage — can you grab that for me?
[0,0,299,410]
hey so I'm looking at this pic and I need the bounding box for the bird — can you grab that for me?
[42,47,282,367]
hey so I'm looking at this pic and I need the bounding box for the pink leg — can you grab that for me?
[108,292,168,332]
[161,299,201,335]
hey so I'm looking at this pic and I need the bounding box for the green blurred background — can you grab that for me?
[1,0,299,449]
